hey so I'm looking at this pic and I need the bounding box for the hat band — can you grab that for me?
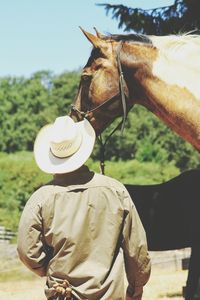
[50,131,82,158]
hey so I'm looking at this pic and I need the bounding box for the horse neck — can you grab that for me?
[120,42,200,151]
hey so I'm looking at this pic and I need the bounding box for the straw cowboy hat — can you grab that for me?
[34,116,96,174]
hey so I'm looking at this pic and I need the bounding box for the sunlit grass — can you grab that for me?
[0,259,37,282]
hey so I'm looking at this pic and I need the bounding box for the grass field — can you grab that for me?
[0,270,188,300]
[0,245,188,300]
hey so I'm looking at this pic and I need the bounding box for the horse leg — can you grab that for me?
[185,244,200,300]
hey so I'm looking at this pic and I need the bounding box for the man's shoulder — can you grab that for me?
[31,184,55,196]
[93,173,126,191]
[26,185,55,208]
[93,173,133,208]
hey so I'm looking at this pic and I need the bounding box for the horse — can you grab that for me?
[70,28,200,299]
[125,169,200,300]
[70,28,200,151]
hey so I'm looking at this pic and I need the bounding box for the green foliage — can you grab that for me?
[0,71,80,152]
[0,152,51,230]
[51,71,80,116]
[100,0,200,34]
[87,158,180,185]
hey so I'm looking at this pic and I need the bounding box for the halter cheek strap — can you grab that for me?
[116,42,127,133]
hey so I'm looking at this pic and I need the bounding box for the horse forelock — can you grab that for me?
[150,34,200,100]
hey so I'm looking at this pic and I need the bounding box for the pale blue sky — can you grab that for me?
[0,0,174,77]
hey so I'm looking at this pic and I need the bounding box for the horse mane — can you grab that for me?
[150,33,200,59]
[104,33,152,45]
[105,32,200,66]
[150,33,200,100]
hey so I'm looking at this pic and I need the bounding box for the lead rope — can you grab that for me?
[98,42,127,175]
[97,120,123,175]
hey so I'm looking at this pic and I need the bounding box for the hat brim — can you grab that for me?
[34,119,96,174]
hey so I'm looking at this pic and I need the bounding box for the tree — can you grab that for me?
[0,71,80,152]
[51,71,80,116]
[99,0,200,34]
[0,73,53,152]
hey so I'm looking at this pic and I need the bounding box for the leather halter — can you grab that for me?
[70,42,128,174]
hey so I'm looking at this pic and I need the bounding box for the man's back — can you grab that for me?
[18,166,150,300]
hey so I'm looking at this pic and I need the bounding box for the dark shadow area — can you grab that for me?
[125,169,200,300]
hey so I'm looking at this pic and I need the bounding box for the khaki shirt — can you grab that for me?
[17,166,151,300]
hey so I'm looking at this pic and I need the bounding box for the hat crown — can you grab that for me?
[50,116,82,158]
[51,116,78,143]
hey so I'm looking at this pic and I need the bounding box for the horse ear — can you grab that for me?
[93,27,105,39]
[79,27,103,48]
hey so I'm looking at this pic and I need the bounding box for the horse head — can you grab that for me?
[70,28,132,135]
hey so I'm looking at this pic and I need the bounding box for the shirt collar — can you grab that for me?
[51,165,95,186]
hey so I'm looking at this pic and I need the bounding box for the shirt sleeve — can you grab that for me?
[121,189,151,300]
[17,191,49,277]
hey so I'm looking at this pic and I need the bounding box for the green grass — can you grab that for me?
[87,158,180,184]
[0,259,38,282]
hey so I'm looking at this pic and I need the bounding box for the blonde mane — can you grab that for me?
[150,34,200,100]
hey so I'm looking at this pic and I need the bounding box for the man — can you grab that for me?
[17,116,151,300]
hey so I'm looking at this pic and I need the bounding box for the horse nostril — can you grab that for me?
[81,75,92,82]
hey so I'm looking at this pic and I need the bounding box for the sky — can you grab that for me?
[0,0,174,77]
